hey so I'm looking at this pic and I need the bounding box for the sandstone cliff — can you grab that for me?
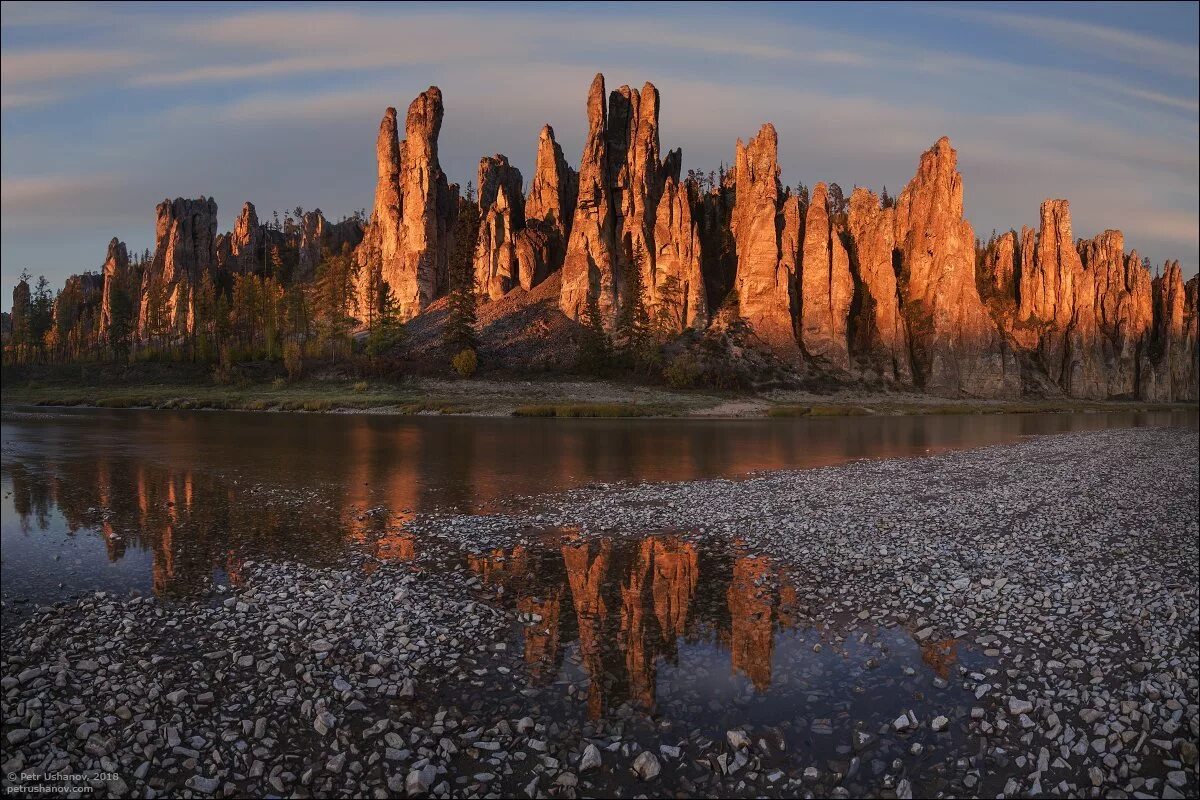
[1078,230,1153,398]
[892,138,1018,397]
[516,125,578,293]
[138,197,219,338]
[474,154,525,300]
[798,182,853,371]
[730,124,796,353]
[847,188,911,385]
[354,89,458,321]
[297,210,363,281]
[214,202,265,275]
[99,238,131,339]
[560,75,618,323]
[560,75,706,331]
[1145,261,1198,401]
[23,75,1199,401]
[1017,200,1107,398]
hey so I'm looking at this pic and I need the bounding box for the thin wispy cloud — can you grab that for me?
[0,48,145,86]
[949,5,1200,79]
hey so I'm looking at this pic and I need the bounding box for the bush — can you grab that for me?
[212,345,236,385]
[663,353,703,389]
[283,340,303,381]
[352,381,369,394]
[451,348,477,378]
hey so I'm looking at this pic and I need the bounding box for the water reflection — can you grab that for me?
[446,531,841,717]
[3,406,1193,618]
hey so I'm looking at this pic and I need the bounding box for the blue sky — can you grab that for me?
[2,1,1197,307]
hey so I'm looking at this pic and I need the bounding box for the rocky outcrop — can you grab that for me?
[10,279,30,342]
[474,155,525,300]
[697,172,737,319]
[52,272,104,343]
[354,108,403,319]
[296,210,363,281]
[214,202,264,275]
[514,125,578,293]
[525,124,577,250]
[1078,230,1153,398]
[355,90,458,321]
[1145,262,1198,401]
[892,138,1018,397]
[652,164,707,330]
[798,182,853,371]
[397,87,458,318]
[847,188,911,385]
[138,197,219,338]
[561,74,620,323]
[730,124,796,352]
[1017,200,1107,398]
[981,230,1016,299]
[99,238,131,339]
[560,75,705,330]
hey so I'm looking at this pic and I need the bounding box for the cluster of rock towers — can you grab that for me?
[25,73,1199,400]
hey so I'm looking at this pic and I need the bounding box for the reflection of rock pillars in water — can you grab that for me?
[650,539,699,643]
[97,460,125,561]
[620,540,657,712]
[727,554,776,691]
[562,538,612,719]
[920,637,959,679]
[468,546,529,587]
[225,550,246,588]
[519,591,564,683]
[377,531,417,563]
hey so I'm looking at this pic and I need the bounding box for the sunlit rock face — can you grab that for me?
[1145,262,1199,401]
[1017,199,1107,399]
[892,138,1019,397]
[847,188,911,385]
[799,182,853,372]
[138,197,219,338]
[730,123,797,354]
[517,125,578,292]
[354,89,458,321]
[99,238,130,340]
[560,75,706,331]
[1078,229,1153,399]
[474,154,525,300]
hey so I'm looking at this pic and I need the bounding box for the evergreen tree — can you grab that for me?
[653,274,684,337]
[443,192,481,357]
[828,182,848,217]
[576,290,610,374]
[107,288,134,362]
[880,185,894,209]
[617,243,656,371]
[366,280,405,362]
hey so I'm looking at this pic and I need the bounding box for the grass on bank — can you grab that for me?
[767,399,1189,417]
[768,404,872,417]
[512,403,675,418]
[3,379,477,415]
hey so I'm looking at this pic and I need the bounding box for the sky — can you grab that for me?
[2,1,1198,307]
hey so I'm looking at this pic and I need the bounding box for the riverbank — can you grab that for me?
[2,427,1196,798]
[2,369,1192,418]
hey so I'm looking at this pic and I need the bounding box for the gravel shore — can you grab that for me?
[3,426,1197,798]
